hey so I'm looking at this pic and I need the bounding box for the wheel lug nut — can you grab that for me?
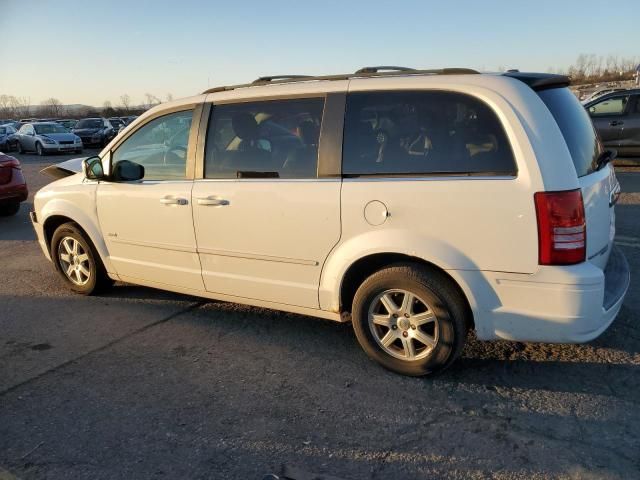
[391,325,397,330]
[411,325,416,330]
[404,313,410,318]
[392,313,398,318]
[402,331,408,337]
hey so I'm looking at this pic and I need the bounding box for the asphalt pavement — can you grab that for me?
[1,151,639,479]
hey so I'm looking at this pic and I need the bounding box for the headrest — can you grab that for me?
[232,113,258,140]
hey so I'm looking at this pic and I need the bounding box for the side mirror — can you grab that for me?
[82,156,104,180]
[112,160,144,182]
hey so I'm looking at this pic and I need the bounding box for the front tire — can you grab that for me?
[36,142,45,156]
[351,263,469,376]
[17,141,24,154]
[51,223,113,295]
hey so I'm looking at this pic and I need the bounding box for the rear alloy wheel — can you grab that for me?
[352,263,469,376]
[36,142,44,156]
[51,223,113,294]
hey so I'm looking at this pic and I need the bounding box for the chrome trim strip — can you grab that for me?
[342,175,517,182]
[197,247,318,266]
[193,178,340,183]
[111,238,197,254]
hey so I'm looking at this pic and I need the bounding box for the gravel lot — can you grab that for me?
[1,151,639,480]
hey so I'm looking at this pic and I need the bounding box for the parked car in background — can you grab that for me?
[57,119,78,131]
[73,118,116,147]
[14,122,83,155]
[121,115,138,126]
[581,87,625,103]
[0,152,27,216]
[0,125,18,152]
[585,88,640,156]
[108,117,126,133]
[31,67,629,376]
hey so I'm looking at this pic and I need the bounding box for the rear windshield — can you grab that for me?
[76,119,103,129]
[538,87,601,177]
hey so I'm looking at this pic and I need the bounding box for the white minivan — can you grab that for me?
[31,67,630,376]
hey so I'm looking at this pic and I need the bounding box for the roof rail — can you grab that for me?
[202,67,480,94]
[355,66,416,74]
[252,75,313,84]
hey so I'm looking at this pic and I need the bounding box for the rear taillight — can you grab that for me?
[534,189,586,265]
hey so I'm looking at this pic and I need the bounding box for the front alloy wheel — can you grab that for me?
[51,222,113,295]
[57,236,91,286]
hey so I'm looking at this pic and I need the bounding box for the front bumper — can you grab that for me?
[462,245,630,343]
[42,142,82,152]
[30,210,51,261]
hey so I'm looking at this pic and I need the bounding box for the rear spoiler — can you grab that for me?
[40,157,84,179]
[503,72,571,91]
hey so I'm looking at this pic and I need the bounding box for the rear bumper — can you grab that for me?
[0,169,28,203]
[459,245,630,343]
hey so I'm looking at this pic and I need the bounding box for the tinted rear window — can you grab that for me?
[342,91,516,176]
[538,88,601,177]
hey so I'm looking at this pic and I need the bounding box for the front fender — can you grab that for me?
[318,228,481,313]
[38,194,115,274]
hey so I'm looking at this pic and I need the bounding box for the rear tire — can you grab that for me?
[351,263,469,376]
[0,200,20,216]
[50,222,113,295]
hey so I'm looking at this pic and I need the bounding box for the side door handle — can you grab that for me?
[610,120,624,126]
[197,197,229,206]
[160,196,188,206]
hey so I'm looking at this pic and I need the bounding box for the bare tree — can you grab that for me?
[119,94,131,113]
[39,98,64,117]
[142,93,161,110]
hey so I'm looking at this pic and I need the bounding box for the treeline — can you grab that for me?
[550,54,639,85]
[0,92,174,120]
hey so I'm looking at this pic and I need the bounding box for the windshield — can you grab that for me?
[538,87,601,177]
[76,119,103,129]
[34,124,68,134]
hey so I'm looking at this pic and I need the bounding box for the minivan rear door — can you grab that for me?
[538,87,620,270]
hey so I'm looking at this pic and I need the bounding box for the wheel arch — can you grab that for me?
[337,252,475,330]
[40,201,114,274]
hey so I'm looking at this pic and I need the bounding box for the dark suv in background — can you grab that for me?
[72,118,117,147]
[585,89,640,156]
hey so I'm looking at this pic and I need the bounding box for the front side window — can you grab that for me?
[205,98,325,179]
[111,110,193,181]
[342,91,516,176]
[588,95,630,116]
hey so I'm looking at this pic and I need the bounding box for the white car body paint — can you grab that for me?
[32,73,629,343]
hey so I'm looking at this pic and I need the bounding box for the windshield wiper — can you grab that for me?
[596,149,617,171]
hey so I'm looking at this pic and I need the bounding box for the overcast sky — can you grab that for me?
[1,0,638,106]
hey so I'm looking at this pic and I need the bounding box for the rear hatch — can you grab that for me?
[537,87,619,270]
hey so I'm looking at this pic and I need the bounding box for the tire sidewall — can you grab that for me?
[352,268,459,376]
[36,142,43,156]
[51,224,99,294]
